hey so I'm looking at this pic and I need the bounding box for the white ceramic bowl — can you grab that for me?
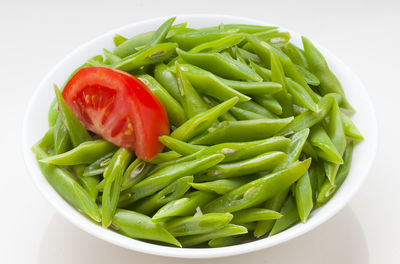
[22,14,378,258]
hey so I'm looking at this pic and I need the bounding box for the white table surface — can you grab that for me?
[1,0,399,263]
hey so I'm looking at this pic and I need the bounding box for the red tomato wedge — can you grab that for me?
[62,67,169,161]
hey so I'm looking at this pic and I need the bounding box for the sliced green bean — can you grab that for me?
[208,233,252,247]
[294,171,313,223]
[309,124,343,164]
[121,158,153,191]
[295,64,320,86]
[230,107,268,120]
[159,136,205,155]
[340,112,364,140]
[220,78,282,96]
[190,177,251,195]
[269,195,300,236]
[253,94,283,115]
[73,165,99,202]
[189,34,244,53]
[232,208,281,224]
[113,34,127,47]
[82,152,115,177]
[48,99,59,127]
[154,63,181,102]
[236,100,278,118]
[53,114,72,155]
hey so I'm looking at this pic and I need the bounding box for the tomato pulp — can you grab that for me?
[62,67,169,161]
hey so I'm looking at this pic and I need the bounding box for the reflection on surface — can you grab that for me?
[37,206,368,264]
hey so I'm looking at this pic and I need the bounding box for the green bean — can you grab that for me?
[286,78,317,112]
[295,64,320,86]
[131,176,193,215]
[54,85,92,147]
[236,100,278,118]
[278,93,336,136]
[32,144,101,222]
[170,96,239,141]
[82,152,115,177]
[253,188,289,237]
[324,99,347,183]
[340,112,364,140]
[73,165,99,202]
[309,124,343,164]
[235,47,262,65]
[164,213,233,237]
[190,177,251,195]
[176,48,262,82]
[176,64,251,102]
[205,24,277,34]
[153,191,218,221]
[53,114,72,155]
[190,118,293,145]
[302,140,319,160]
[48,99,59,127]
[281,42,308,69]
[121,158,153,191]
[269,195,300,236]
[168,28,240,50]
[253,94,282,115]
[40,139,117,165]
[179,224,248,247]
[102,148,132,228]
[231,208,281,224]
[159,136,205,155]
[189,34,244,53]
[230,107,268,120]
[150,151,182,164]
[112,209,181,247]
[197,151,287,181]
[137,74,187,126]
[175,62,209,118]
[39,127,55,151]
[113,43,177,72]
[119,154,224,206]
[294,171,313,223]
[317,142,353,206]
[204,158,311,213]
[302,36,353,110]
[103,49,121,64]
[113,17,177,58]
[208,233,252,247]
[113,34,127,47]
[154,63,182,102]
[219,78,282,96]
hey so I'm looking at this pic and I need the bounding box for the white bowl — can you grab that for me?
[22,14,378,259]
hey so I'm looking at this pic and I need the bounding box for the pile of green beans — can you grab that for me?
[33,17,363,248]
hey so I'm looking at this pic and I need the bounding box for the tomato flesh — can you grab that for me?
[62,67,169,161]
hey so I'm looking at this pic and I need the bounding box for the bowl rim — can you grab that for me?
[22,13,378,259]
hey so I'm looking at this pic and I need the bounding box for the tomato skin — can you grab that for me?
[62,67,169,161]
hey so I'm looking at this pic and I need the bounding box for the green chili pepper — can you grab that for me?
[82,151,115,177]
[189,34,244,53]
[112,209,181,247]
[324,99,347,183]
[113,34,127,47]
[253,94,282,115]
[340,112,364,140]
[294,171,313,223]
[197,151,287,181]
[175,64,251,102]
[170,96,238,141]
[317,142,354,206]
[302,36,353,110]
[154,63,182,102]
[168,27,240,50]
[102,148,132,228]
[54,85,92,147]
[190,118,293,145]
[175,62,209,118]
[137,74,187,126]
[190,177,251,195]
[278,93,336,136]
[32,144,101,222]
[113,43,177,72]
[179,224,248,247]
[159,135,205,155]
[164,213,233,237]
[176,48,262,82]
[204,158,311,213]
[119,154,224,206]
[153,191,218,221]
[309,124,343,164]
[48,99,59,127]
[120,158,153,191]
[131,176,193,215]
[269,195,300,236]
[53,114,72,155]
[40,139,117,165]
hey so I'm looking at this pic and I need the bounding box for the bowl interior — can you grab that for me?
[22,14,377,258]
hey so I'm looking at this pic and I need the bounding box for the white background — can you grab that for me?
[1,0,399,263]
